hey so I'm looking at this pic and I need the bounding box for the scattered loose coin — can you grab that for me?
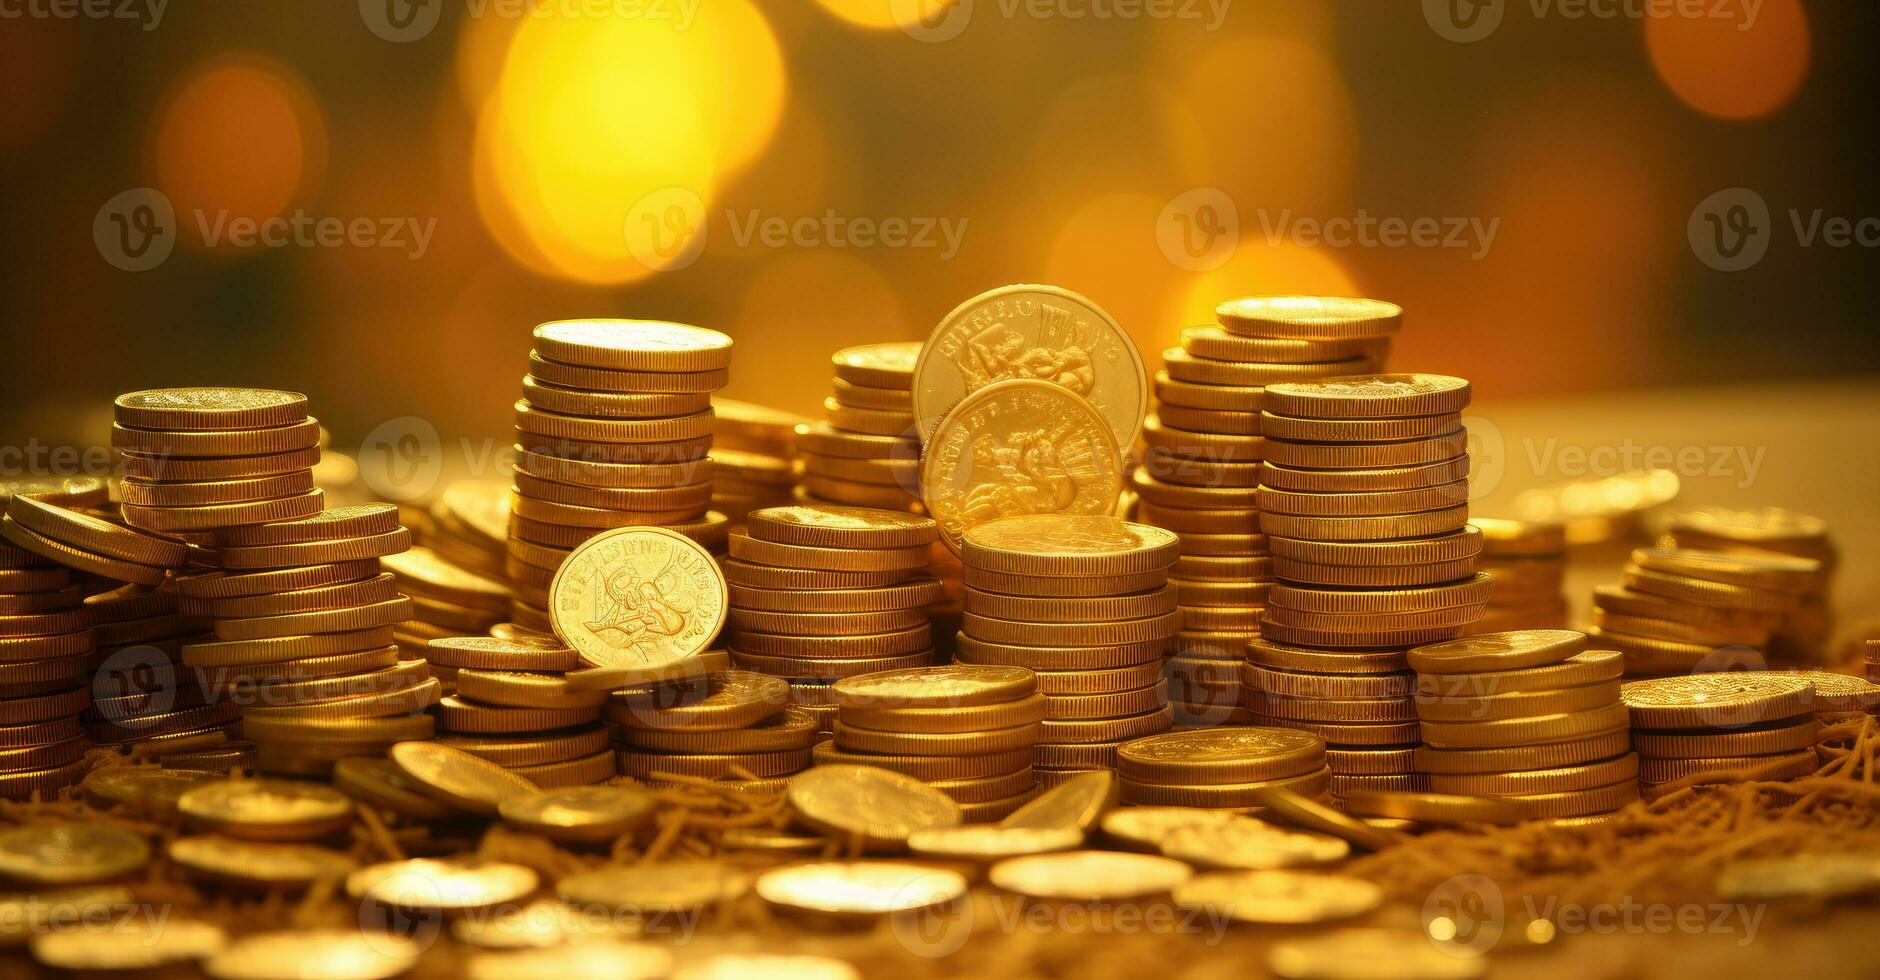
[0,823,151,884]
[1117,727,1325,786]
[999,769,1117,833]
[466,940,675,980]
[1251,788,1408,852]
[908,825,1084,859]
[29,916,227,971]
[176,779,355,841]
[558,861,750,912]
[990,850,1192,900]
[1174,870,1383,924]
[346,858,539,911]
[1158,816,1350,870]
[202,929,423,980]
[1269,928,1488,980]
[390,741,544,816]
[673,954,861,980]
[787,765,962,849]
[498,784,659,845]
[756,861,969,916]
[168,835,357,889]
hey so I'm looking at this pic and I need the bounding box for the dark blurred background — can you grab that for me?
[3,0,1876,449]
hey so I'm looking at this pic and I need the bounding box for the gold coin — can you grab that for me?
[1669,505,1829,547]
[962,565,1171,598]
[1592,585,1782,630]
[1096,806,1240,852]
[963,608,1182,646]
[1631,717,1819,759]
[1120,765,1331,807]
[1621,673,1815,730]
[1159,816,1349,870]
[1248,787,1408,852]
[1591,609,1769,648]
[823,397,915,437]
[1163,348,1370,387]
[120,470,315,508]
[907,825,1082,860]
[1157,403,1262,436]
[833,340,923,389]
[626,706,817,754]
[1181,323,1388,362]
[1269,525,1480,566]
[990,850,1191,900]
[1246,638,1405,675]
[728,530,929,573]
[453,669,607,711]
[746,505,937,550]
[811,741,1032,781]
[330,757,464,821]
[611,670,788,731]
[728,606,927,637]
[1264,373,1469,419]
[913,283,1146,449]
[1342,789,1523,826]
[426,635,578,672]
[533,319,732,372]
[549,525,725,670]
[0,516,168,585]
[1038,706,1172,743]
[1260,456,1471,495]
[0,474,109,508]
[1622,567,1800,612]
[727,649,933,679]
[176,779,355,841]
[1502,779,1641,818]
[1631,547,1820,594]
[111,416,321,457]
[920,378,1123,552]
[522,377,711,420]
[1260,411,1462,444]
[833,719,1038,756]
[1407,629,1586,674]
[755,861,968,916]
[346,857,538,911]
[963,585,1179,624]
[390,741,543,816]
[1269,928,1488,980]
[796,476,923,510]
[1153,370,1264,412]
[1415,649,1623,698]
[79,766,217,813]
[831,663,1035,709]
[1116,727,1324,786]
[730,623,931,659]
[1263,430,1469,471]
[1136,503,1261,536]
[1215,296,1402,341]
[121,490,326,534]
[730,579,943,617]
[6,495,188,567]
[29,916,227,971]
[167,835,356,888]
[465,942,676,980]
[1419,703,1630,750]
[115,387,307,430]
[211,596,410,642]
[840,692,1045,734]
[787,764,962,848]
[1430,753,1638,797]
[1258,481,1470,520]
[1260,505,1471,542]
[1469,515,1567,556]
[0,823,150,884]
[1415,679,1621,723]
[991,769,1114,833]
[1413,728,1632,776]
[202,929,421,980]
[798,450,917,487]
[1142,415,1268,460]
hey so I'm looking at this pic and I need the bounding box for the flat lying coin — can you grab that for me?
[557,861,750,913]
[30,916,226,971]
[346,858,538,911]
[202,929,422,980]
[1621,673,1815,730]
[908,825,1083,860]
[833,664,1037,710]
[467,940,674,980]
[1407,630,1586,674]
[0,823,150,884]
[1174,870,1383,924]
[989,850,1192,900]
[755,861,968,915]
[168,836,356,889]
[1269,928,1487,980]
[498,785,658,845]
[176,779,355,842]
[673,954,861,980]
[1098,806,1242,852]
[1158,816,1349,870]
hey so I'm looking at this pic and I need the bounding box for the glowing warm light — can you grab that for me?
[1166,242,1357,352]
[151,56,325,238]
[1031,75,1209,198]
[730,251,913,415]
[453,8,522,113]
[1645,0,1808,119]
[0,21,77,151]
[1042,192,1185,355]
[479,2,786,284]
[810,0,956,33]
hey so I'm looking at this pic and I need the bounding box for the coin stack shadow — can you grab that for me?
[382,547,513,676]
[952,515,1181,780]
[1134,301,1393,724]
[508,321,733,633]
[1665,506,1837,666]
[428,635,618,787]
[1245,374,1484,808]
[709,399,805,527]
[794,342,925,515]
[723,506,943,733]
[819,665,1044,821]
[1468,518,1569,633]
[1115,727,1332,810]
[612,670,813,794]
[1623,673,1819,802]
[1590,544,1822,677]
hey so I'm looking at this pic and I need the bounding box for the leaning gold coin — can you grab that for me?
[989,850,1192,900]
[391,741,544,816]
[1248,788,1408,853]
[1174,870,1383,924]
[1269,928,1488,980]
[29,916,226,971]
[202,929,422,980]
[346,858,538,911]
[999,769,1117,833]
[498,785,659,845]
[1342,790,1524,826]
[168,835,356,889]
[755,861,968,916]
[557,860,750,913]
[907,825,1084,860]
[0,823,150,884]
[787,765,962,849]
[548,525,726,670]
[1407,629,1587,674]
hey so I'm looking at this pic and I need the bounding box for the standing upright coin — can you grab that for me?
[921,379,1122,552]
[913,284,1146,449]
[549,526,726,669]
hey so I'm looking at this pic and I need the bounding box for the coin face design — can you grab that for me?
[913,284,1145,449]
[549,526,726,669]
[921,379,1122,552]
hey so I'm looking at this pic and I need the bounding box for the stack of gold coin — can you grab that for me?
[1868,640,1879,685]
[1115,727,1331,811]
[507,319,732,632]
[2,477,192,590]
[80,584,235,764]
[1623,672,1820,800]
[427,480,510,581]
[953,515,1180,778]
[710,399,804,525]
[817,664,1042,820]
[1242,637,1422,802]
[110,388,325,537]
[1591,546,1821,676]
[1412,630,1639,822]
[0,478,112,798]
[1136,299,1396,721]
[1666,506,1837,666]
[612,669,812,793]
[794,342,924,513]
[1468,517,1569,632]
[425,635,618,787]
[382,547,511,670]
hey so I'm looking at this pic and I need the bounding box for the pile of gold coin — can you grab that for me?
[81,583,234,764]
[1591,545,1822,676]
[1242,635,1423,803]
[724,505,942,731]
[1137,297,1397,716]
[0,478,114,798]
[611,669,810,791]
[710,398,805,524]
[110,388,325,537]
[1468,517,1569,632]
[1666,505,1837,665]
[381,546,512,666]
[794,342,924,513]
[1115,727,1330,811]
[953,515,1180,776]
[427,635,616,786]
[425,480,510,581]
[1623,672,1820,799]
[1413,630,1640,822]
[506,319,733,632]
[817,664,1042,820]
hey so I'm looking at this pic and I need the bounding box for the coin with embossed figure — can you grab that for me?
[549,526,726,669]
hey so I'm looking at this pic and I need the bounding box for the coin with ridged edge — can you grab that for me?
[1117,728,1325,786]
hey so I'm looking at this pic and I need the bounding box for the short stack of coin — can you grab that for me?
[1591,546,1820,677]
[81,584,236,763]
[817,664,1043,820]
[382,546,511,672]
[1623,672,1820,800]
[426,635,618,787]
[111,388,325,538]
[427,480,510,582]
[953,515,1180,779]
[710,399,805,526]
[1468,517,1569,632]
[1242,637,1423,803]
[1412,630,1639,823]
[607,669,804,792]
[1117,727,1331,812]
[794,342,924,513]
[724,506,942,731]
[507,319,732,632]
[1667,506,1838,666]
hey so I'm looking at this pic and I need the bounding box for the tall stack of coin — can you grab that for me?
[1411,630,1638,822]
[382,547,511,675]
[508,319,732,632]
[710,400,805,526]
[1136,298,1395,719]
[1468,518,1569,633]
[111,388,326,537]
[427,480,510,582]
[1622,673,1819,800]
[1666,506,1837,666]
[611,670,813,791]
[426,635,616,787]
[1591,547,1819,677]
[795,342,925,513]
[724,506,941,731]
[1115,727,1331,810]
[1241,637,1422,803]
[953,515,1180,780]
[817,664,1043,820]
